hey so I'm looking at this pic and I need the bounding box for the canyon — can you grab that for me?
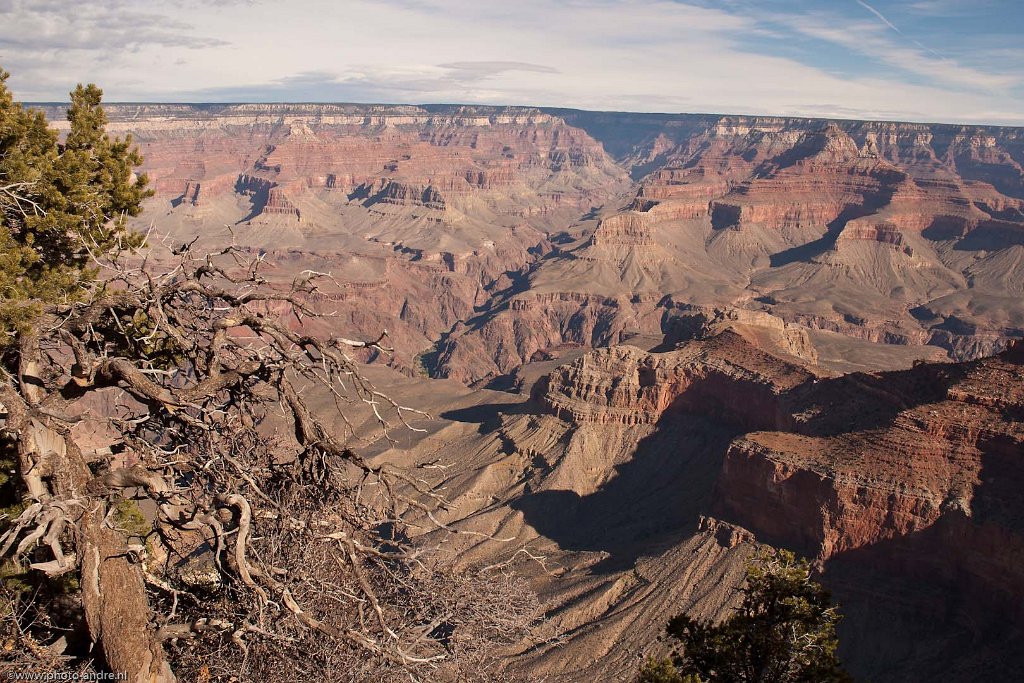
[44,103,1024,680]
[42,103,1024,380]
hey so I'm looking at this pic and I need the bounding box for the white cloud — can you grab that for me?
[779,16,1017,92]
[0,0,1020,125]
[906,0,991,15]
[0,0,227,51]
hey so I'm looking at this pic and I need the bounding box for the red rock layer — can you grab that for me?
[522,332,1024,678]
[41,104,1024,378]
[587,213,653,247]
[360,178,447,210]
[430,292,667,383]
[712,347,1024,595]
[526,329,1024,608]
[56,104,627,225]
[534,331,815,428]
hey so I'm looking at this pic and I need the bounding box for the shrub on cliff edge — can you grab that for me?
[640,549,850,683]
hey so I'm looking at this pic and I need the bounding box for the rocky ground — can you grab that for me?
[331,335,1024,681]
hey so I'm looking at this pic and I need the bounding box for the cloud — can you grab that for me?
[0,0,231,99]
[774,13,1017,92]
[438,61,560,82]
[906,0,992,15]
[0,0,228,51]
[0,0,1020,125]
[175,64,563,104]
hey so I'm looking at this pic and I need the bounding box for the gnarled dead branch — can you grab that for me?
[0,236,540,682]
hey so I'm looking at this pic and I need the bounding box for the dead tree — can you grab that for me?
[0,236,539,682]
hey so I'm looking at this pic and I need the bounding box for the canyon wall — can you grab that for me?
[501,331,1024,680]
[37,102,1024,381]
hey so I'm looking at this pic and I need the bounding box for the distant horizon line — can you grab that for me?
[21,100,1024,130]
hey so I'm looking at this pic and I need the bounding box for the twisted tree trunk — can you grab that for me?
[10,402,174,682]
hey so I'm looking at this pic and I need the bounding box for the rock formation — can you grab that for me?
[515,334,1024,679]
[334,328,1020,681]
[39,103,1024,381]
[32,101,1024,682]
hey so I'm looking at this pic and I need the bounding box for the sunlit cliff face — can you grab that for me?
[45,103,1022,383]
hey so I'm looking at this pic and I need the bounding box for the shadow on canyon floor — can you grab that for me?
[441,400,529,431]
[506,412,737,573]
[768,204,878,268]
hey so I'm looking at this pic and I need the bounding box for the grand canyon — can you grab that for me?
[32,102,1023,681]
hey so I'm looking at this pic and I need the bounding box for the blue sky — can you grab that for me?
[0,0,1021,124]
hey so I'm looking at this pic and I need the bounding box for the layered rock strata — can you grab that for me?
[513,332,1024,680]
[39,103,1024,379]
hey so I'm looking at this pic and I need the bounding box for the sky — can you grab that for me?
[0,0,1022,125]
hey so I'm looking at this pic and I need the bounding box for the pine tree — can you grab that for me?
[0,68,149,341]
[641,549,850,683]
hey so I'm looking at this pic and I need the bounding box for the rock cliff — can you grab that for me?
[534,332,814,428]
[38,103,1024,380]
[500,333,1024,680]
